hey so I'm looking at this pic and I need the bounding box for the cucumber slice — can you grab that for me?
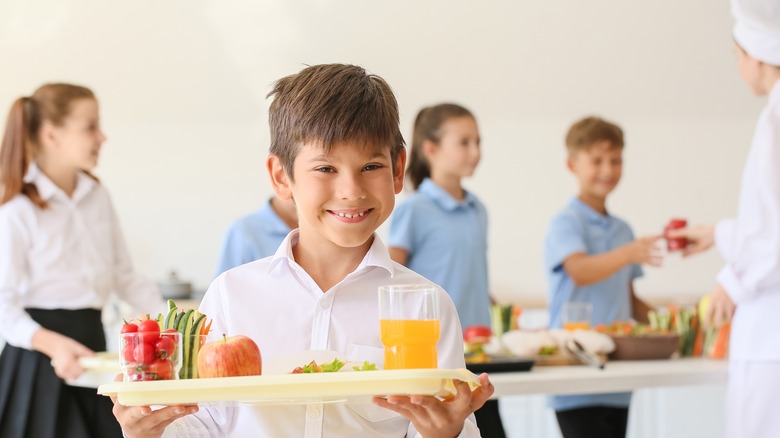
[164,307,178,330]
[178,310,195,378]
[173,311,185,332]
[188,314,207,379]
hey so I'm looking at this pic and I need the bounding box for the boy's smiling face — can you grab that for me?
[269,140,406,250]
[567,140,623,201]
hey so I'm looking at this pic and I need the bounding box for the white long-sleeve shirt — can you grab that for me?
[0,164,164,349]
[714,79,780,360]
[163,231,480,438]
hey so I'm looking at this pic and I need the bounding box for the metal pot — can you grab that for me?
[157,271,193,299]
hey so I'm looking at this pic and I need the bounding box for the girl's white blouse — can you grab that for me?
[0,164,163,349]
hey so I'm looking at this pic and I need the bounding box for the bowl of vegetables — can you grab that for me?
[597,321,680,361]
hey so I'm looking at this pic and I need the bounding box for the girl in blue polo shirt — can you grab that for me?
[388,103,502,436]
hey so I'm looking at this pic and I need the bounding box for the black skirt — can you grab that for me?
[0,308,122,438]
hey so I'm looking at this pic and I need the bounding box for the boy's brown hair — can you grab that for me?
[267,64,405,181]
[565,116,624,156]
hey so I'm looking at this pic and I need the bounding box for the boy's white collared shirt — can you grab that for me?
[163,231,479,438]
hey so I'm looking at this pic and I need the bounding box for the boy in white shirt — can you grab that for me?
[111,63,494,438]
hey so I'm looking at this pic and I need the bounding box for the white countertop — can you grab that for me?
[489,358,728,398]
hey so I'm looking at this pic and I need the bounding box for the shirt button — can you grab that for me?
[310,407,321,417]
[319,300,330,309]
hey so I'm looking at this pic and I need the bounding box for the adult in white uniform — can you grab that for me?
[670,1,780,436]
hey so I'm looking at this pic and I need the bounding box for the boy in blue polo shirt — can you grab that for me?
[544,116,661,438]
[214,196,297,276]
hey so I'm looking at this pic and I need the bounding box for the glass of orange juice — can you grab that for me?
[562,302,592,331]
[379,284,440,369]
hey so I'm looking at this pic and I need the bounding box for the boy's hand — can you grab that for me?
[372,373,494,437]
[666,225,715,257]
[624,235,663,267]
[109,374,199,438]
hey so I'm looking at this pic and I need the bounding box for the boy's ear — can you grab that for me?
[566,156,575,173]
[267,155,293,201]
[393,148,407,195]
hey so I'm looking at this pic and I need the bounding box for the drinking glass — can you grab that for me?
[562,302,592,331]
[379,284,440,369]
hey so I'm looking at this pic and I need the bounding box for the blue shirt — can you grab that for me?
[214,200,291,277]
[544,197,643,411]
[388,178,491,329]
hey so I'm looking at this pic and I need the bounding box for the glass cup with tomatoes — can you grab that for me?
[120,319,183,382]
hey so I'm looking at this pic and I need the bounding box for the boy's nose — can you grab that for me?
[337,172,367,200]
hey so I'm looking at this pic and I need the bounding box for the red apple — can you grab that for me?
[197,334,262,378]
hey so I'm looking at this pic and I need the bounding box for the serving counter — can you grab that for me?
[489,358,728,398]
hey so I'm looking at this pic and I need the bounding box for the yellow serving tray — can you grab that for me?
[99,368,479,407]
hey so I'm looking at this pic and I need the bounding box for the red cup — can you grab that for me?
[664,218,688,252]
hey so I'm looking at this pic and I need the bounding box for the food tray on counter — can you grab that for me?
[466,355,535,373]
[99,368,480,406]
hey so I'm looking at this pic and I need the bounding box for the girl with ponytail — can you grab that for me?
[0,83,163,437]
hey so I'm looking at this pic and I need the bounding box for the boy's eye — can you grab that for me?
[315,166,335,173]
[363,164,383,171]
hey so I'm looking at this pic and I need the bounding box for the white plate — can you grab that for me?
[79,351,120,372]
[99,368,479,406]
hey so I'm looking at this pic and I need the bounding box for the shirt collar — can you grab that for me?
[418,178,476,211]
[569,196,610,225]
[24,163,97,203]
[268,230,394,275]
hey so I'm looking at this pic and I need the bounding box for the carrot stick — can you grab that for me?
[711,322,731,359]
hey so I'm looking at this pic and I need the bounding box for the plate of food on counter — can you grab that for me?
[464,324,617,371]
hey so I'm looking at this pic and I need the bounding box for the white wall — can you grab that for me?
[0,0,764,305]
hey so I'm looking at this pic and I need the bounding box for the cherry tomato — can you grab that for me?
[155,336,175,359]
[148,358,174,380]
[137,319,161,344]
[163,328,178,334]
[122,341,136,363]
[121,321,138,334]
[133,342,155,364]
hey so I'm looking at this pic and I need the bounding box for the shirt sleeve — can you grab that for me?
[716,111,780,304]
[387,200,415,251]
[0,204,41,348]
[107,197,166,316]
[544,213,587,273]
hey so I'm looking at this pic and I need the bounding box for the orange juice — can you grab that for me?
[380,319,440,369]
[563,321,590,331]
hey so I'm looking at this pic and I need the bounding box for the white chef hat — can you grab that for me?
[732,0,780,66]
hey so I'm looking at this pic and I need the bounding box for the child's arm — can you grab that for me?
[388,247,409,266]
[373,373,494,438]
[630,284,653,324]
[562,235,662,287]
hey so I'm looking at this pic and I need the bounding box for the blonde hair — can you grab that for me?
[565,116,624,156]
